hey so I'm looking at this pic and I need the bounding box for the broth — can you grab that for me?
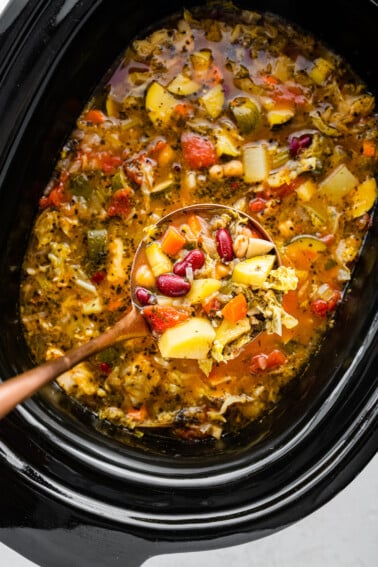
[20,4,377,441]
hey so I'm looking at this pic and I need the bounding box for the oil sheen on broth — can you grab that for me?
[20,4,378,441]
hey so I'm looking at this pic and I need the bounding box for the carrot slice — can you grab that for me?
[362,139,376,157]
[187,214,203,237]
[222,293,248,323]
[83,109,106,124]
[127,405,148,421]
[160,226,187,256]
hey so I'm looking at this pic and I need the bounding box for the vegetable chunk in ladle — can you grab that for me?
[0,204,296,419]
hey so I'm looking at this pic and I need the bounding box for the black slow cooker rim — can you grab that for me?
[0,0,377,543]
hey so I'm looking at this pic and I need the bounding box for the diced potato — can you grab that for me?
[145,81,177,126]
[212,317,251,361]
[243,143,269,183]
[215,130,240,157]
[82,297,102,315]
[167,74,201,96]
[200,84,225,119]
[308,57,334,85]
[134,264,156,288]
[272,55,292,82]
[158,317,216,359]
[295,179,317,202]
[350,177,377,218]
[191,49,212,71]
[318,164,358,202]
[186,278,222,304]
[215,317,250,344]
[145,242,173,277]
[106,95,122,118]
[267,108,295,127]
[232,255,276,287]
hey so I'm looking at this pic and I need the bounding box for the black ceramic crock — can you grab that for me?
[0,1,377,566]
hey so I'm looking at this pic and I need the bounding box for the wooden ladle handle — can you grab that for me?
[0,307,148,420]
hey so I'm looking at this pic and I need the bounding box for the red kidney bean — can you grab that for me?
[173,249,205,276]
[135,287,154,306]
[289,133,313,157]
[216,228,234,262]
[156,274,191,297]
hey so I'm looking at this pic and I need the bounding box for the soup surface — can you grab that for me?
[20,4,377,441]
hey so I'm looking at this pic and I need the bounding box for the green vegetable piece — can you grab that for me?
[87,229,108,262]
[230,97,260,134]
[112,170,128,191]
[70,173,92,198]
[97,347,118,365]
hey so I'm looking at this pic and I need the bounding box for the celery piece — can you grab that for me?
[87,229,108,262]
[70,173,92,198]
[243,143,269,183]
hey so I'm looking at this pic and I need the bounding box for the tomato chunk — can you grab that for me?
[143,305,189,333]
[107,188,132,217]
[311,290,341,317]
[181,132,217,169]
[250,349,287,374]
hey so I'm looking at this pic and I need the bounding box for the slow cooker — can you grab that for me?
[0,1,377,566]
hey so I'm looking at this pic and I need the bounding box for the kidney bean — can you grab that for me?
[289,133,313,157]
[156,274,191,297]
[216,228,234,263]
[173,249,205,276]
[135,287,154,306]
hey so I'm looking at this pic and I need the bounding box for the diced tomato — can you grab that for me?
[107,188,132,217]
[250,349,287,374]
[143,305,189,333]
[98,153,122,174]
[99,362,112,375]
[249,197,267,213]
[181,132,217,169]
[202,296,221,315]
[311,290,341,317]
[272,82,309,106]
[39,182,67,209]
[90,271,106,284]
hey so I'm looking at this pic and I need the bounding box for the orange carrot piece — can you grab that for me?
[362,139,376,157]
[187,214,203,237]
[127,405,148,421]
[175,102,194,117]
[222,293,248,323]
[160,226,186,256]
[83,109,106,124]
[261,73,280,85]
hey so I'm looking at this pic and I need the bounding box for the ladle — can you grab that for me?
[0,204,277,419]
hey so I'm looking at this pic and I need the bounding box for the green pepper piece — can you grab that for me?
[87,229,108,262]
[230,97,260,134]
[96,347,118,365]
[111,170,128,191]
[70,173,92,198]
